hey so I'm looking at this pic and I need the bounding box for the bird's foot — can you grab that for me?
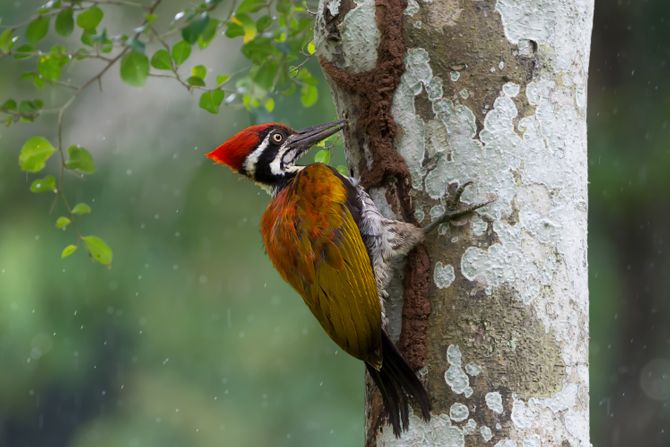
[423,181,495,234]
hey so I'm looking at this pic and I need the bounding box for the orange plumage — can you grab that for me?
[261,163,383,367]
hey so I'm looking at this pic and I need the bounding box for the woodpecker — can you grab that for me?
[207,119,490,436]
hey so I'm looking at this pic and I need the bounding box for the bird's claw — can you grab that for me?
[423,181,495,234]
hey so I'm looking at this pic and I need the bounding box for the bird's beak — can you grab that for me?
[286,119,347,156]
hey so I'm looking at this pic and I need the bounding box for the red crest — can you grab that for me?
[206,123,284,171]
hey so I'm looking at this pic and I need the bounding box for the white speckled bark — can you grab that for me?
[316,1,593,445]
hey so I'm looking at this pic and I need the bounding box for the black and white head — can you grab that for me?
[207,120,346,189]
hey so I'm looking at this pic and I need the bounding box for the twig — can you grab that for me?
[90,0,147,8]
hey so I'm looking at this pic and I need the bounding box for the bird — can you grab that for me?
[206,119,490,436]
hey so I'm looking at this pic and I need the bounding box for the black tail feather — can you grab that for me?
[366,331,431,437]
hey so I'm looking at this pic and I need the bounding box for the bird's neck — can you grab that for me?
[260,165,304,196]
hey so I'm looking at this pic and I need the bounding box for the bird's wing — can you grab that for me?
[260,164,382,367]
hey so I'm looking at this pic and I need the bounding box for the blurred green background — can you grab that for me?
[0,1,668,446]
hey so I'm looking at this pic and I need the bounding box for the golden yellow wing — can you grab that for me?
[260,164,382,367]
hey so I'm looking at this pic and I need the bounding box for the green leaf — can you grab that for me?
[264,97,275,112]
[72,202,91,215]
[300,84,318,108]
[336,165,349,176]
[235,14,256,43]
[197,18,219,49]
[216,74,230,85]
[171,40,191,66]
[26,16,50,43]
[65,145,95,174]
[18,100,43,120]
[150,49,171,70]
[314,149,330,164]
[1,99,17,112]
[61,244,78,259]
[80,29,95,46]
[256,16,272,32]
[14,44,35,59]
[297,67,317,85]
[199,89,225,114]
[30,175,57,193]
[225,21,244,39]
[55,8,74,36]
[38,45,70,82]
[82,235,112,265]
[192,64,207,79]
[0,28,15,53]
[120,50,149,87]
[237,0,266,14]
[56,216,71,230]
[186,76,205,87]
[241,37,276,63]
[181,13,209,44]
[77,6,103,31]
[19,136,56,172]
[307,40,316,55]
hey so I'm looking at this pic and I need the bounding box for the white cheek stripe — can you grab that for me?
[269,143,290,176]
[244,134,271,177]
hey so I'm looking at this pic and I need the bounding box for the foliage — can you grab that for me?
[0,0,318,265]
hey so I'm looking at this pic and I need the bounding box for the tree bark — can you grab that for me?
[315,0,593,445]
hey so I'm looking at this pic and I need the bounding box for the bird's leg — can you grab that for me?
[423,181,494,234]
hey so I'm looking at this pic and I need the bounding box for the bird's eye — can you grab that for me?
[271,133,283,143]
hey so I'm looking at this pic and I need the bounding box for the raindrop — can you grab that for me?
[640,358,670,400]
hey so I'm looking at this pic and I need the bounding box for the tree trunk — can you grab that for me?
[315,0,593,445]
